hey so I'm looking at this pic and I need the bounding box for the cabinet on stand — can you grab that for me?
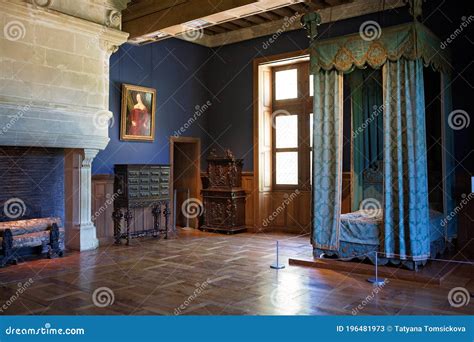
[201,149,247,234]
[112,164,172,245]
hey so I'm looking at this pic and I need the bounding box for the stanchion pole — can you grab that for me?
[270,241,285,269]
[367,251,385,286]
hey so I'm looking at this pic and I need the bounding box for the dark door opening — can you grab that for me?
[170,137,201,229]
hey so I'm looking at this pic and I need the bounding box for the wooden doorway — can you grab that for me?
[170,136,201,229]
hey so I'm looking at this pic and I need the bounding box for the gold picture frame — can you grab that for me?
[120,83,156,142]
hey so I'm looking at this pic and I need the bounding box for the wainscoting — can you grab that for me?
[252,172,351,234]
[91,175,114,243]
[92,174,159,243]
[92,172,350,239]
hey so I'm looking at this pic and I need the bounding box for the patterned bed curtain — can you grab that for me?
[382,58,430,260]
[312,69,344,251]
[349,69,383,211]
[441,73,457,240]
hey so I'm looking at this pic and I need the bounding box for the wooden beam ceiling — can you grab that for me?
[123,0,256,39]
[123,0,406,47]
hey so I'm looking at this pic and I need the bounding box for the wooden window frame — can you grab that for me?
[271,61,313,191]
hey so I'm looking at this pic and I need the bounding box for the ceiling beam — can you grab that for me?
[231,18,255,28]
[305,0,329,10]
[205,25,230,34]
[272,7,296,18]
[123,0,256,39]
[243,15,267,25]
[182,0,405,47]
[257,11,282,21]
[217,21,246,31]
[122,0,186,22]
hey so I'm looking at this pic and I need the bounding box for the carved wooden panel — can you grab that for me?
[201,150,246,233]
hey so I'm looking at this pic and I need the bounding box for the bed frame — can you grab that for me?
[315,161,446,271]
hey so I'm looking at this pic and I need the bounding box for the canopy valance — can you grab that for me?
[309,22,451,74]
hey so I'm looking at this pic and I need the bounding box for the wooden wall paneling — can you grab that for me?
[91,175,115,243]
[93,175,160,242]
[341,172,351,214]
[286,191,298,229]
[242,173,255,226]
[270,192,286,227]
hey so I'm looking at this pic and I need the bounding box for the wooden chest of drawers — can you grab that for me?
[114,164,171,207]
[112,164,171,244]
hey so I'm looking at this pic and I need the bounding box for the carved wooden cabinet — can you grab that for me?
[112,164,171,244]
[201,150,246,234]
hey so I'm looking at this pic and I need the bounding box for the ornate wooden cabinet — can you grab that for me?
[112,164,171,245]
[201,149,246,234]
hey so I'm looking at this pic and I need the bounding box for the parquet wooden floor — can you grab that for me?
[0,229,472,315]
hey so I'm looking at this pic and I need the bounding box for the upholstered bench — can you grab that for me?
[0,217,65,267]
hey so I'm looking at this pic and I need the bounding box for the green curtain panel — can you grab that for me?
[349,69,383,211]
[382,58,430,261]
[311,69,343,251]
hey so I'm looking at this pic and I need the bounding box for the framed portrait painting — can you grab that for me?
[120,84,156,142]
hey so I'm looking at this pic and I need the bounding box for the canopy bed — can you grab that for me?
[302,12,456,270]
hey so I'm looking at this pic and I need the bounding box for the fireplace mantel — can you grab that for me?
[0,0,129,150]
[0,0,130,250]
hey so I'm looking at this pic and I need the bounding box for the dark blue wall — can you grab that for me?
[93,39,213,174]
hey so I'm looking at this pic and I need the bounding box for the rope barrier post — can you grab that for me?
[367,251,385,286]
[270,241,285,269]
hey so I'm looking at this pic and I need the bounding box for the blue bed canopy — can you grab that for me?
[302,3,455,268]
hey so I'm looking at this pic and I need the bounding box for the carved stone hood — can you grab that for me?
[0,0,129,150]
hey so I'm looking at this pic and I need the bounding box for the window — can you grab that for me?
[272,62,313,189]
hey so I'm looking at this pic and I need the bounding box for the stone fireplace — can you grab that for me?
[0,147,65,222]
[0,0,129,250]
